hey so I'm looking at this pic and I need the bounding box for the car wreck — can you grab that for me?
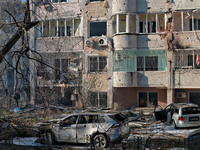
[38,112,130,148]
[153,103,200,128]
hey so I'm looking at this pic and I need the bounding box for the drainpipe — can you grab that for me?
[168,59,172,88]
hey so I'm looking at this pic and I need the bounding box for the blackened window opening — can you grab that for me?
[90,22,107,36]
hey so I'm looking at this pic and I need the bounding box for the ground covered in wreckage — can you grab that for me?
[1,104,200,149]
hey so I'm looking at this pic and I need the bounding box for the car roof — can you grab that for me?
[172,103,199,108]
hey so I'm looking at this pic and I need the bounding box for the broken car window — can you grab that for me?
[62,115,78,126]
[182,107,200,115]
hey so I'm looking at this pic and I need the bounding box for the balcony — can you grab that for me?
[113,72,137,87]
[174,49,200,88]
[138,71,167,87]
[113,34,137,49]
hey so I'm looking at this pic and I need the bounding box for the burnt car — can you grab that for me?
[38,112,130,148]
[154,103,200,129]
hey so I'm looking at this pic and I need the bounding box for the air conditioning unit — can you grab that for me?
[85,39,94,47]
[176,92,186,99]
[98,37,108,46]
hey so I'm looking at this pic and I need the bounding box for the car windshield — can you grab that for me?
[182,107,200,115]
[109,113,126,123]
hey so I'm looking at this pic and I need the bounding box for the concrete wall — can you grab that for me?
[136,0,200,13]
[113,72,137,87]
[137,0,167,13]
[173,32,200,49]
[112,0,136,14]
[172,0,200,10]
[113,34,137,49]
[35,3,83,20]
[137,34,167,50]
[174,70,200,88]
[113,87,167,109]
[83,0,113,108]
[138,71,167,87]
[36,37,84,52]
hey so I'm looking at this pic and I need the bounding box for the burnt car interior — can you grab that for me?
[154,104,175,121]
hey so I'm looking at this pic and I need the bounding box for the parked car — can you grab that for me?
[154,103,200,129]
[38,112,130,148]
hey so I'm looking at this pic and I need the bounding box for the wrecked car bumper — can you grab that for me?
[177,121,200,128]
[107,127,130,142]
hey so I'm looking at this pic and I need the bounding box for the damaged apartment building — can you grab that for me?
[29,0,200,109]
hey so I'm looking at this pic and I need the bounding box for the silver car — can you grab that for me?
[154,103,200,129]
[171,103,200,128]
[38,112,130,148]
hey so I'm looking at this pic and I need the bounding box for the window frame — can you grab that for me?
[89,56,108,73]
[90,21,107,37]
[138,92,158,107]
[54,58,68,82]
[137,56,158,71]
[89,92,108,108]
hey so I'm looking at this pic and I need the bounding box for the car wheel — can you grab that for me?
[93,134,107,148]
[172,120,177,129]
[46,132,56,145]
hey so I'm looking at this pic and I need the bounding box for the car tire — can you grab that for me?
[93,134,107,148]
[45,132,56,145]
[172,120,177,129]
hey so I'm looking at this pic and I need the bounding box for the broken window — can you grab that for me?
[119,14,126,33]
[137,57,144,71]
[62,115,78,126]
[130,14,136,33]
[158,14,165,32]
[148,21,156,33]
[89,92,107,108]
[188,55,200,69]
[37,59,52,80]
[139,92,158,107]
[139,14,146,33]
[137,56,158,71]
[148,14,156,33]
[43,21,50,37]
[90,22,107,36]
[39,19,81,38]
[139,22,144,33]
[190,19,200,31]
[89,56,107,72]
[78,115,99,124]
[145,56,158,71]
[54,59,68,83]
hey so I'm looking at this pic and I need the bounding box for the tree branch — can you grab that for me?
[0,21,39,64]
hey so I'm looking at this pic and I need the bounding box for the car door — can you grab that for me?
[57,115,78,143]
[76,115,98,143]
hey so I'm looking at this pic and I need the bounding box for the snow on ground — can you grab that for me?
[129,122,200,139]
[0,137,94,149]
[1,137,43,146]
[147,123,200,137]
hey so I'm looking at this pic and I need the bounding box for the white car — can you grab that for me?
[38,112,130,148]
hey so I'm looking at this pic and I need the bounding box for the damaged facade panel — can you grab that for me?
[29,0,200,109]
[82,0,113,109]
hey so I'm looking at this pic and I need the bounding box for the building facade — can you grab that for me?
[30,0,200,109]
